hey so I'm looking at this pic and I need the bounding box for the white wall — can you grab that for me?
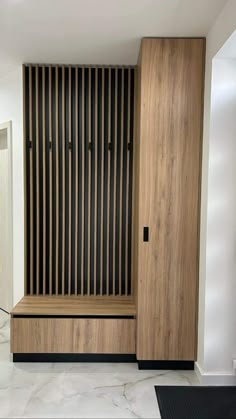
[0,128,12,311]
[198,0,236,381]
[0,68,24,305]
[206,58,236,372]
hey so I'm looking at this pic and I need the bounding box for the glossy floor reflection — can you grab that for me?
[0,312,199,418]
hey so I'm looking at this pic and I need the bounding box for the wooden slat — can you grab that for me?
[106,68,111,296]
[87,67,91,295]
[119,69,124,295]
[74,67,78,295]
[68,66,72,295]
[126,68,131,296]
[23,66,28,296]
[35,66,40,295]
[94,67,98,296]
[100,68,105,295]
[55,66,59,295]
[61,66,65,295]
[113,68,118,295]
[49,67,53,295]
[29,66,34,295]
[81,67,85,295]
[11,296,136,316]
[42,66,46,295]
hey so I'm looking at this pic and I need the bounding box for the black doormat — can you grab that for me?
[155,386,236,419]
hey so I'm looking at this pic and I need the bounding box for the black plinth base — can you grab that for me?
[13,354,194,369]
[13,353,137,363]
[138,360,194,370]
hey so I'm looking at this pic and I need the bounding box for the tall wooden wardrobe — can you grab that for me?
[133,38,205,368]
[10,37,205,368]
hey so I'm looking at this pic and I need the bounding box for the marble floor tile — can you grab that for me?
[0,313,199,418]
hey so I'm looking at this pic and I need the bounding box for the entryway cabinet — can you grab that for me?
[11,38,205,367]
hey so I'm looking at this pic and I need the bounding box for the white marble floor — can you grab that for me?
[0,312,199,418]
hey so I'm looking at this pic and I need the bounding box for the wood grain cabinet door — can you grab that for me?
[11,318,136,354]
[135,38,205,360]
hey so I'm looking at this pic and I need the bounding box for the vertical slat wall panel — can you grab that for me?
[24,65,134,296]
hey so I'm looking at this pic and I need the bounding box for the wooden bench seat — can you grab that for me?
[10,296,136,357]
[10,296,136,317]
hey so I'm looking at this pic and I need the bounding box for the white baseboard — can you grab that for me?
[195,362,236,385]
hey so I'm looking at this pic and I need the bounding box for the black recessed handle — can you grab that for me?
[143,226,149,242]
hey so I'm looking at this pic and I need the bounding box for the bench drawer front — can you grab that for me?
[11,318,136,353]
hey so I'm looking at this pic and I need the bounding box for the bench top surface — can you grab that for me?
[11,296,136,316]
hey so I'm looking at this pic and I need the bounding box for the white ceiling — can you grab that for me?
[0,0,227,78]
